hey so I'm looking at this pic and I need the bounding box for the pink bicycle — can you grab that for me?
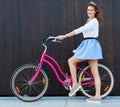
[10,36,114,102]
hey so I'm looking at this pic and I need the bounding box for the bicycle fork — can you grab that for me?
[29,64,42,85]
[29,52,46,85]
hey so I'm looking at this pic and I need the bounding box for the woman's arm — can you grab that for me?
[56,18,98,40]
[74,19,98,35]
[56,31,76,40]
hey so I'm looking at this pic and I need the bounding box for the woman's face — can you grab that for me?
[87,6,96,19]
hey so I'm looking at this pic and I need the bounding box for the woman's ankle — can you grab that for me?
[72,83,78,88]
[94,96,101,99]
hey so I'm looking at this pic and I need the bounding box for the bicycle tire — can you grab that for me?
[10,63,48,102]
[78,63,114,98]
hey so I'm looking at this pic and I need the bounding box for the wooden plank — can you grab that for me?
[20,0,29,64]
[104,0,114,68]
[112,0,120,96]
[12,0,21,68]
[0,0,5,94]
[4,0,13,95]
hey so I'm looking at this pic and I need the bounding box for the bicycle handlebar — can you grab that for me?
[42,36,61,44]
[47,36,62,44]
[42,36,61,52]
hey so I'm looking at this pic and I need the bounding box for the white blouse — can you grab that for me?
[74,18,99,38]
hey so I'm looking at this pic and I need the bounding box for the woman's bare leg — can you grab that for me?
[88,60,101,98]
[68,56,84,87]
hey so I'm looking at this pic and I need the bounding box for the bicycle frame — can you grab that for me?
[29,37,94,87]
[29,52,94,86]
[29,52,72,86]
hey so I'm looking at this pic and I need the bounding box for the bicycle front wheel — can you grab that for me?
[10,64,48,102]
[78,63,114,98]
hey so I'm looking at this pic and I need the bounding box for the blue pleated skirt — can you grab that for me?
[73,39,103,60]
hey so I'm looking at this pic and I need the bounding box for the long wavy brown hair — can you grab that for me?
[87,2,102,25]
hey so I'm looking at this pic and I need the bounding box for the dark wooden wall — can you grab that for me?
[0,0,119,96]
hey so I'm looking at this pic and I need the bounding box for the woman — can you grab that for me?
[56,1,102,103]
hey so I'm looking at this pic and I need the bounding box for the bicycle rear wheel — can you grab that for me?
[78,63,114,98]
[10,64,48,102]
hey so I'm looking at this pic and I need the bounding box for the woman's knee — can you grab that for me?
[68,57,81,65]
[88,60,99,75]
[68,57,74,65]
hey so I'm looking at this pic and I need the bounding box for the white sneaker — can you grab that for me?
[86,98,102,103]
[68,83,81,97]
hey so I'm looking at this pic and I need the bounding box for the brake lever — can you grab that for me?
[52,39,62,44]
[48,36,61,44]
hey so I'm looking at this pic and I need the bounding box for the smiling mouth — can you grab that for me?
[88,14,92,16]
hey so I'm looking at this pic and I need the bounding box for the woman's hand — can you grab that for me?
[56,32,74,40]
[55,35,66,40]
